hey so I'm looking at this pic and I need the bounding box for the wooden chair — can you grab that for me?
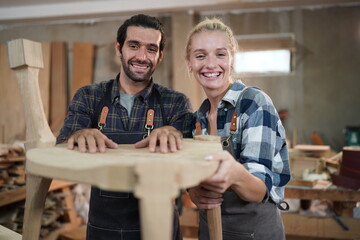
[7,39,222,240]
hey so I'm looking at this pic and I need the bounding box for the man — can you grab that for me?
[57,14,192,240]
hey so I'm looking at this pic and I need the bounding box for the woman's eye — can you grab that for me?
[195,54,205,59]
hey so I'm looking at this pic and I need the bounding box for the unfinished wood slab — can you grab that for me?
[0,44,26,143]
[39,42,51,122]
[70,42,94,101]
[50,42,68,135]
[0,225,21,240]
[26,139,220,192]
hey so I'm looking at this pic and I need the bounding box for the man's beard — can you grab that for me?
[121,56,155,83]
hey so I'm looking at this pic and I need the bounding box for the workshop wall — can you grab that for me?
[202,6,360,151]
[0,5,359,151]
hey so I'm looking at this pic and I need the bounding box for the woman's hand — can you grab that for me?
[197,150,267,203]
[201,151,241,193]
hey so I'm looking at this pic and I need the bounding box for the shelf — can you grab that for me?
[285,185,360,201]
[0,180,75,207]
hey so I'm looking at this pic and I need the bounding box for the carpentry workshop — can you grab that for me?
[0,1,360,240]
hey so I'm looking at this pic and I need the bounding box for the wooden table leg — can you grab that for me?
[134,161,180,240]
[207,207,222,240]
[22,174,52,240]
[194,135,223,240]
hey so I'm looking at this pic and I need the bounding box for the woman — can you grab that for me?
[186,18,291,240]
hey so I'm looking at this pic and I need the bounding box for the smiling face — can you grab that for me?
[116,26,163,84]
[187,30,234,94]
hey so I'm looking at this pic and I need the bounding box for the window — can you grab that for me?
[234,33,295,77]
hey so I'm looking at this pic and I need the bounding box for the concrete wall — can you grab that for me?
[1,5,359,150]
[209,6,360,151]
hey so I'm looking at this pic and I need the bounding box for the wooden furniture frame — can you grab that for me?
[7,38,222,240]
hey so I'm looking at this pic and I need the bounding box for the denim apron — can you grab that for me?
[86,82,181,240]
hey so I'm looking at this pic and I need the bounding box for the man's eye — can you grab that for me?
[129,45,138,49]
[148,48,157,53]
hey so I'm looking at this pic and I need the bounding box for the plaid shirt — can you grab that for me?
[57,75,193,144]
[193,80,290,204]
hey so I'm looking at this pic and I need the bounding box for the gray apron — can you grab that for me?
[198,136,286,240]
[86,79,182,240]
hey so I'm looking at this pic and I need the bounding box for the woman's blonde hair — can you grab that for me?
[185,17,238,60]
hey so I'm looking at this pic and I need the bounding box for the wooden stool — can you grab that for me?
[7,39,223,240]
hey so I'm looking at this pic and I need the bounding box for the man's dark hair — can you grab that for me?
[117,14,166,52]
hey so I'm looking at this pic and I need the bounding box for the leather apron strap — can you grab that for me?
[87,76,180,240]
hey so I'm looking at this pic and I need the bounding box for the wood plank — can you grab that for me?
[285,186,360,201]
[282,213,360,239]
[39,42,51,121]
[0,225,21,240]
[50,42,68,135]
[70,42,94,101]
[171,12,205,110]
[0,180,75,207]
[294,144,330,152]
[0,44,26,143]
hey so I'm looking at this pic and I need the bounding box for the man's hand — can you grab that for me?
[188,185,224,209]
[67,128,118,153]
[134,126,183,153]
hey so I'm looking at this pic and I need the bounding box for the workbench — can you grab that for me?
[283,185,360,240]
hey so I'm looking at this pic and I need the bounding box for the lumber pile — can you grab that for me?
[0,143,26,187]
[0,143,83,239]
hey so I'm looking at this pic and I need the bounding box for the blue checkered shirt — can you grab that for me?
[193,80,290,204]
[57,76,193,144]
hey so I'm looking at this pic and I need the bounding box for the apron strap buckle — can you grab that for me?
[98,106,109,132]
